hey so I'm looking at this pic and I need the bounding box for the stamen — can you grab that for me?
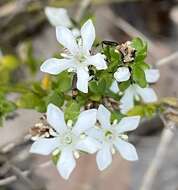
[74,151,80,159]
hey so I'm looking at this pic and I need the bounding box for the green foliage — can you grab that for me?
[64,100,81,121]
[44,90,64,108]
[119,80,131,92]
[131,37,147,62]
[0,36,158,128]
[103,46,121,72]
[20,41,41,74]
[0,93,16,127]
[17,92,46,112]
[111,110,124,123]
[56,72,72,93]
[52,150,60,165]
[132,64,147,88]
[127,103,159,118]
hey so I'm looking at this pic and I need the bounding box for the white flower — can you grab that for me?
[40,19,107,93]
[110,80,120,93]
[30,104,99,180]
[112,66,160,113]
[45,7,72,28]
[114,67,131,82]
[144,69,160,83]
[120,84,158,114]
[114,66,159,84]
[45,6,80,37]
[88,105,140,170]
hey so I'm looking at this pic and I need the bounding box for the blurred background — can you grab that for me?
[0,0,178,190]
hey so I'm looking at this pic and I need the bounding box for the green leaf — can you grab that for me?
[127,104,158,117]
[0,94,17,127]
[132,65,147,88]
[0,55,19,71]
[103,46,121,72]
[127,105,144,116]
[111,111,124,123]
[52,151,60,165]
[89,78,106,95]
[32,82,46,97]
[17,92,45,112]
[89,94,101,102]
[64,100,80,121]
[23,42,40,74]
[44,91,64,108]
[132,38,144,51]
[119,80,131,92]
[136,62,150,70]
[131,38,147,62]
[56,72,72,92]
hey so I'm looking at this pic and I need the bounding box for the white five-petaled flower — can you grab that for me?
[45,6,80,37]
[40,19,107,93]
[30,104,99,180]
[112,66,160,113]
[88,105,140,171]
[45,7,73,28]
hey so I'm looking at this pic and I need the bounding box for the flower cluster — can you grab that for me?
[29,7,160,180]
[30,104,140,179]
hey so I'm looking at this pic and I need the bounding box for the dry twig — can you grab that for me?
[140,120,176,190]
[156,51,178,67]
[0,160,52,186]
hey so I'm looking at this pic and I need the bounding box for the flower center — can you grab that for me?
[75,53,86,64]
[105,130,114,141]
[62,133,73,145]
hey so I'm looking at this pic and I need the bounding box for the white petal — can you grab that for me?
[114,139,138,161]
[86,53,107,70]
[145,69,160,83]
[45,7,72,27]
[30,138,59,155]
[47,104,67,134]
[120,85,135,114]
[81,19,95,52]
[86,127,103,142]
[136,85,157,103]
[97,105,111,129]
[56,26,78,54]
[72,28,80,38]
[110,80,120,93]
[96,144,112,171]
[114,67,131,82]
[73,109,97,135]
[40,58,74,75]
[75,137,100,153]
[116,116,140,133]
[76,67,89,93]
[57,148,76,180]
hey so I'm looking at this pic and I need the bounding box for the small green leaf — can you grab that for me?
[127,105,144,116]
[89,94,101,102]
[131,38,147,62]
[132,65,147,88]
[52,151,60,165]
[0,55,19,71]
[64,101,80,121]
[111,111,124,123]
[17,92,45,112]
[44,91,64,108]
[56,72,72,92]
[119,80,131,92]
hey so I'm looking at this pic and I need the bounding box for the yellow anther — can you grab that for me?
[74,151,80,159]
[121,134,128,140]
